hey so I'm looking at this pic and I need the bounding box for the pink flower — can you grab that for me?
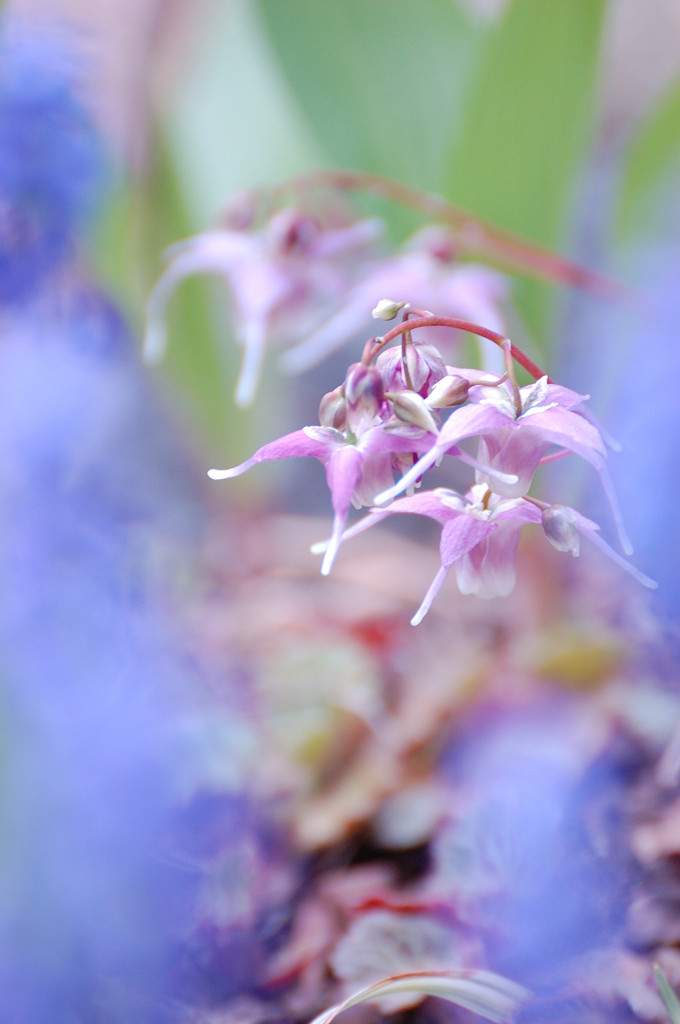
[313,483,540,618]
[207,359,520,577]
[313,487,656,625]
[374,376,632,554]
[315,485,541,623]
[208,398,435,576]
[279,226,509,375]
[143,211,381,406]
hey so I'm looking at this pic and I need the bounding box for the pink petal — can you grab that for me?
[439,515,496,568]
[321,445,365,574]
[144,231,250,364]
[208,427,338,479]
[411,565,451,626]
[455,521,524,598]
[522,406,606,461]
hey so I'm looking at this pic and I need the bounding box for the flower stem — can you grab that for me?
[377,315,549,383]
[271,169,626,299]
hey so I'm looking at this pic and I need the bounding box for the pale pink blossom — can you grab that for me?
[208,421,435,576]
[313,486,655,624]
[144,211,382,406]
[374,376,632,554]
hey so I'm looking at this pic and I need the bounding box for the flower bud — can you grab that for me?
[542,506,580,556]
[425,374,470,409]
[404,342,446,394]
[345,362,384,408]
[345,362,384,433]
[375,342,446,396]
[318,385,347,430]
[268,209,319,254]
[386,390,439,434]
[371,298,406,321]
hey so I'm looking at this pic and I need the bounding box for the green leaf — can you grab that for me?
[444,0,607,342]
[617,75,680,241]
[655,965,680,1024]
[254,0,485,193]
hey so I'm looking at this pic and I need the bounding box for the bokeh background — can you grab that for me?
[1,2,679,1022]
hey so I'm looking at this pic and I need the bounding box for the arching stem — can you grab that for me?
[371,315,549,383]
[270,169,626,299]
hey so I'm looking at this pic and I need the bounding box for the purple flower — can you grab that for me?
[209,421,435,576]
[315,485,542,622]
[0,291,209,1021]
[313,486,655,624]
[144,210,381,406]
[375,376,632,554]
[280,225,510,375]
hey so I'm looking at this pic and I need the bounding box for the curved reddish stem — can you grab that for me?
[376,315,549,382]
[271,169,627,300]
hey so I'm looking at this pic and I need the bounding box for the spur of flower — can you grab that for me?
[143,204,381,406]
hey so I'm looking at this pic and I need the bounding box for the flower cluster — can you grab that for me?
[209,305,655,624]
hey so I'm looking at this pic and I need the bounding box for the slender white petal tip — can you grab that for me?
[310,540,328,555]
[234,379,257,408]
[142,324,167,366]
[207,468,232,480]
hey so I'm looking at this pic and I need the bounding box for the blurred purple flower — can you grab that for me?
[144,211,382,407]
[433,707,638,990]
[280,226,510,375]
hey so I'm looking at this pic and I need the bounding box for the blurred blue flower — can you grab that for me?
[434,703,636,991]
[0,282,212,1022]
[0,24,103,303]
[558,156,680,620]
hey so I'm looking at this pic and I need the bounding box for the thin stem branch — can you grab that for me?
[500,338,522,417]
[376,315,549,383]
[271,169,627,299]
[401,328,415,391]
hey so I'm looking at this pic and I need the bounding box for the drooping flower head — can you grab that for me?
[313,484,655,625]
[205,245,655,620]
